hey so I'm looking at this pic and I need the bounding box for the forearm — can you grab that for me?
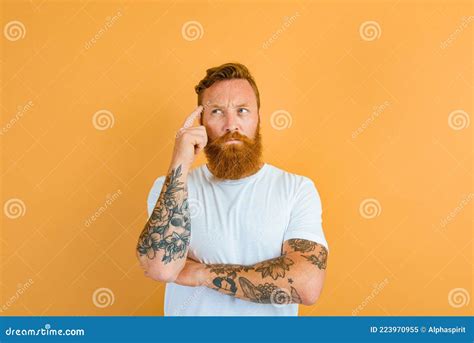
[136,163,191,282]
[203,250,327,305]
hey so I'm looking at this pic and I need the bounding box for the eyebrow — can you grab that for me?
[209,103,249,109]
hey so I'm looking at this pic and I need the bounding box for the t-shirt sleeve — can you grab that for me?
[146,175,166,219]
[283,177,329,252]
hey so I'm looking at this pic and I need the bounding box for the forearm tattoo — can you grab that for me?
[136,165,191,264]
[206,264,254,296]
[287,239,328,270]
[239,277,302,304]
[205,256,302,304]
[254,256,294,280]
[205,240,328,304]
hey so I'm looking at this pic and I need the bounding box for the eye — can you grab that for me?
[238,108,249,114]
[211,109,223,115]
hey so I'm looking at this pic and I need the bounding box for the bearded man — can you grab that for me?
[136,62,329,316]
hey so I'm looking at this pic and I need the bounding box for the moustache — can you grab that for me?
[210,132,253,145]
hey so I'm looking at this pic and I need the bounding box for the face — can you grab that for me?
[200,79,259,141]
[200,79,263,180]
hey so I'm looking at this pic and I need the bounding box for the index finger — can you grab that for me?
[181,105,203,129]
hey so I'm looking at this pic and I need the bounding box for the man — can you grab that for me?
[136,62,329,316]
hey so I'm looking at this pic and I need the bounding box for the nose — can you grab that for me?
[224,112,239,133]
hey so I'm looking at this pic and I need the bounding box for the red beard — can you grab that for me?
[204,124,263,180]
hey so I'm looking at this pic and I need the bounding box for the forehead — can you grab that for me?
[202,79,256,107]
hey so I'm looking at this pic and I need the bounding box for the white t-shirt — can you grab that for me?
[146,163,329,316]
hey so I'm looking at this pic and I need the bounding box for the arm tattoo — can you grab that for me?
[206,264,254,278]
[287,239,317,253]
[136,165,191,264]
[205,264,254,296]
[206,239,328,305]
[239,277,302,304]
[208,273,303,304]
[205,256,301,304]
[206,255,294,283]
[254,256,294,280]
[302,248,328,270]
[211,276,238,295]
[287,239,328,270]
[205,240,327,303]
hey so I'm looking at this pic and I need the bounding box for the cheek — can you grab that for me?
[204,126,220,141]
[204,120,224,137]
[243,120,259,137]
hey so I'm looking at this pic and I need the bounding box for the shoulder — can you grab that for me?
[263,164,322,206]
[264,163,316,190]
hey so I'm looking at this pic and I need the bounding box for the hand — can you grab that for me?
[170,106,208,171]
[174,257,210,287]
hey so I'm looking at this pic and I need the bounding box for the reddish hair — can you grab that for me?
[194,62,260,110]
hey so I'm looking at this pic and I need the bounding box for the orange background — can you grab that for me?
[1,0,472,316]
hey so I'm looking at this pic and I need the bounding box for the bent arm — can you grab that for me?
[201,240,328,305]
[136,164,191,282]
